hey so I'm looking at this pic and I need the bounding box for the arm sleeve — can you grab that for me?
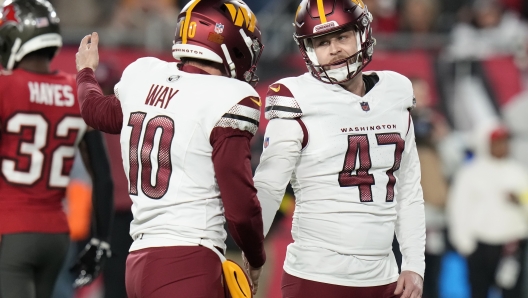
[446,170,477,256]
[76,68,123,134]
[253,118,303,236]
[395,118,426,278]
[211,127,266,268]
[80,130,114,242]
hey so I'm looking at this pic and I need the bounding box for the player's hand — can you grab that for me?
[394,270,423,298]
[76,32,100,72]
[242,252,263,296]
[71,238,112,288]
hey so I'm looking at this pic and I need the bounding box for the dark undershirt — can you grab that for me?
[363,73,380,94]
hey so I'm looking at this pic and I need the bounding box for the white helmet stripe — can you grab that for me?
[7,38,22,71]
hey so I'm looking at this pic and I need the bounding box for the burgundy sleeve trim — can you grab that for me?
[296,118,309,149]
[238,96,261,110]
[266,83,294,98]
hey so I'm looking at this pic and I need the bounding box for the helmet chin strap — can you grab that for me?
[220,44,236,78]
[324,60,361,82]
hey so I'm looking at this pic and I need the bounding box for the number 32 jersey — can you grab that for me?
[254,71,425,287]
[0,69,87,234]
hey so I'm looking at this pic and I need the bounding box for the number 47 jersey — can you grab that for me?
[0,69,87,235]
[254,71,425,287]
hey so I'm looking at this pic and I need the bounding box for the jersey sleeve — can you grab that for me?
[264,83,303,120]
[253,118,304,236]
[394,116,426,278]
[209,96,266,268]
[77,68,123,134]
[214,96,261,135]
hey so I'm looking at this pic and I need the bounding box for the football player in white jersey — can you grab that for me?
[253,0,425,297]
[74,0,267,297]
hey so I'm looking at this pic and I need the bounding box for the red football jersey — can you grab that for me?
[0,68,87,234]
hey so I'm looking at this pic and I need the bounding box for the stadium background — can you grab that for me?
[3,0,528,297]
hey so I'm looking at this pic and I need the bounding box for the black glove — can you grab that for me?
[71,238,112,288]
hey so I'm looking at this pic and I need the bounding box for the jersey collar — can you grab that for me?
[180,64,211,75]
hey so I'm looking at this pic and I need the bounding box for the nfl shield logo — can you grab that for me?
[214,23,224,34]
[264,137,270,149]
[360,102,370,112]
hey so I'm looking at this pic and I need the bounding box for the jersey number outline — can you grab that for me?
[127,112,175,200]
[1,113,86,187]
[338,133,405,202]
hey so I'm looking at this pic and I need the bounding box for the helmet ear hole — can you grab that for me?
[233,47,244,59]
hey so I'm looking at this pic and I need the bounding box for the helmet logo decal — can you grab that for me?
[35,17,49,28]
[316,0,328,23]
[208,23,225,44]
[208,32,225,44]
[351,0,365,9]
[224,3,256,33]
[214,23,224,34]
[179,21,197,39]
[188,22,197,38]
[313,21,339,33]
[0,4,21,27]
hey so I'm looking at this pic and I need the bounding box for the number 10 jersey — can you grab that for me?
[114,58,261,252]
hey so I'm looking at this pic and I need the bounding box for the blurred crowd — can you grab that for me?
[31,0,528,297]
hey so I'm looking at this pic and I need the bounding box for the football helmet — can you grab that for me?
[294,0,375,84]
[0,0,62,70]
[172,0,264,85]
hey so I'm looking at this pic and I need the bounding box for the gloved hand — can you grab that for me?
[71,238,112,288]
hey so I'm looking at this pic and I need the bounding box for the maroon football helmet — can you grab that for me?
[172,0,264,85]
[294,0,375,84]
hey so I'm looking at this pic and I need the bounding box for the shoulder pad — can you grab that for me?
[383,71,414,110]
[265,83,303,120]
[214,96,261,135]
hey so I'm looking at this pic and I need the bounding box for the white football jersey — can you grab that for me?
[114,58,260,252]
[254,71,425,287]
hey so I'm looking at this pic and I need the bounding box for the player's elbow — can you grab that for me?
[225,203,262,227]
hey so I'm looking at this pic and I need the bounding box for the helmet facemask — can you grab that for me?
[222,28,264,86]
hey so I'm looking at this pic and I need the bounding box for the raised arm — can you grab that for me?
[76,32,123,134]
